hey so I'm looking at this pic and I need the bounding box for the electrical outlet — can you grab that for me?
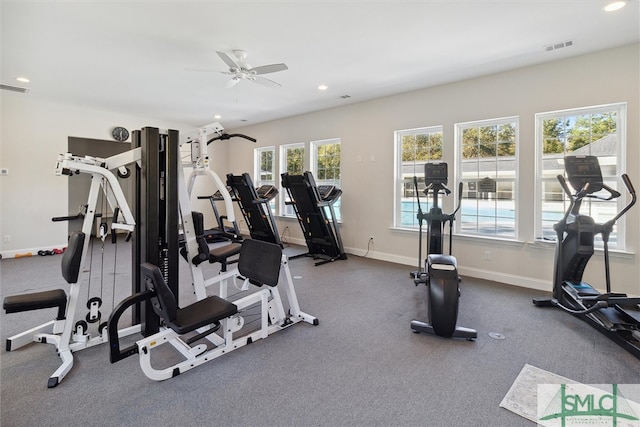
[3,235,10,243]
[484,251,491,261]
[369,236,374,242]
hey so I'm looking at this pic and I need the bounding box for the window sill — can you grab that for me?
[390,227,525,248]
[528,239,635,260]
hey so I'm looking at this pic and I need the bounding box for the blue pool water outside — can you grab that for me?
[400,199,619,243]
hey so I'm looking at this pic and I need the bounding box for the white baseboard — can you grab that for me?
[2,244,69,259]
[2,238,551,293]
[342,245,551,292]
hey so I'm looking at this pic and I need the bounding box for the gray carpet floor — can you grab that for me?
[1,239,638,426]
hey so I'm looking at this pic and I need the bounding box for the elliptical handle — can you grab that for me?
[622,173,636,196]
[413,175,423,214]
[557,174,573,198]
[608,173,637,224]
[451,181,463,217]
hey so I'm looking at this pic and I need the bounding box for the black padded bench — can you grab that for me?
[3,231,84,322]
[141,262,238,343]
[209,243,242,271]
[3,289,68,320]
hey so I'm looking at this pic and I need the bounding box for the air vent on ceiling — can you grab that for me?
[1,84,30,94]
[544,40,574,52]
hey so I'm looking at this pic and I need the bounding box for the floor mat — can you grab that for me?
[500,364,577,424]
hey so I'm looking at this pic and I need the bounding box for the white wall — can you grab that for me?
[223,44,640,294]
[0,95,192,255]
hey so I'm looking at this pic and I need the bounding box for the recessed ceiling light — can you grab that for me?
[318,85,328,91]
[214,114,222,119]
[603,1,626,12]
[16,77,30,83]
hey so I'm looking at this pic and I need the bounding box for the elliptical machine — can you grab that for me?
[410,162,477,340]
[533,155,640,357]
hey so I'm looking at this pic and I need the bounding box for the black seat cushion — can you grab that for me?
[140,262,238,336]
[209,242,242,263]
[171,296,238,335]
[4,289,67,313]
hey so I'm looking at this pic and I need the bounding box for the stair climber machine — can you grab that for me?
[533,155,640,358]
[410,162,477,340]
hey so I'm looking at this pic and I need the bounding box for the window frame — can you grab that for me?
[254,146,276,214]
[254,146,276,187]
[534,102,627,249]
[393,126,444,229]
[454,116,519,239]
[279,142,306,217]
[311,138,342,221]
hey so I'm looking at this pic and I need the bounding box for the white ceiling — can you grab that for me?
[2,1,639,130]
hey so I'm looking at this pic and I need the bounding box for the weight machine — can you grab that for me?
[533,155,640,358]
[184,122,248,243]
[410,162,476,340]
[280,171,347,266]
[3,149,140,387]
[107,127,318,381]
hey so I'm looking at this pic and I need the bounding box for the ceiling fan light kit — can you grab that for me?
[216,50,288,88]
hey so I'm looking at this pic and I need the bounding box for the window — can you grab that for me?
[254,146,276,213]
[456,117,518,238]
[280,143,305,216]
[311,138,342,220]
[535,103,626,249]
[394,126,443,228]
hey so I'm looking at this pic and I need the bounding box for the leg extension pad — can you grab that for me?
[4,289,67,320]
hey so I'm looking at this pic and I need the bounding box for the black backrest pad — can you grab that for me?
[61,231,85,284]
[238,239,282,287]
[141,262,177,322]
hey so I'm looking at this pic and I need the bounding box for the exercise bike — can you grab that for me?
[410,162,477,340]
[533,155,640,358]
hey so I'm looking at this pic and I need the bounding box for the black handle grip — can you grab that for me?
[622,173,636,195]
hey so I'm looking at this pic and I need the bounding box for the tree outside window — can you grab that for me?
[536,104,625,248]
[456,117,518,238]
[395,127,443,228]
[280,143,306,216]
[312,139,342,220]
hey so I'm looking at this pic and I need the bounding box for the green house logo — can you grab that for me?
[538,384,640,427]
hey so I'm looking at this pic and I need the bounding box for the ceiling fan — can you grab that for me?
[216,50,288,88]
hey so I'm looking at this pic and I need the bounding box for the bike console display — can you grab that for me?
[564,155,604,194]
[425,162,448,186]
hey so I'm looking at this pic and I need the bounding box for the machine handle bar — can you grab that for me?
[622,173,636,195]
[609,173,637,224]
[451,181,463,217]
[207,133,257,144]
[551,298,608,315]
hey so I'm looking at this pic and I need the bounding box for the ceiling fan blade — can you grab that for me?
[217,51,240,70]
[225,77,241,88]
[185,67,225,74]
[249,63,288,75]
[252,76,282,88]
